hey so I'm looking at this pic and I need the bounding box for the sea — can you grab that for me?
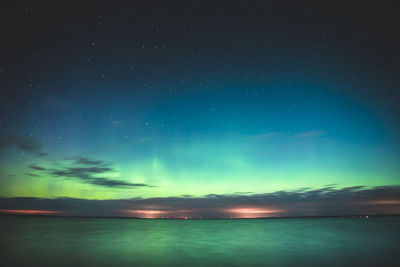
[0,215,399,266]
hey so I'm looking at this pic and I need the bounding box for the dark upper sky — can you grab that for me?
[0,1,399,217]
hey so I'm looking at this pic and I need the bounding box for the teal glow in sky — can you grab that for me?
[0,81,398,199]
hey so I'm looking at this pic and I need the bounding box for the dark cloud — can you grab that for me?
[50,165,149,188]
[51,166,113,176]
[29,165,46,171]
[1,185,399,218]
[29,156,151,189]
[0,134,46,156]
[90,178,149,188]
[68,156,104,165]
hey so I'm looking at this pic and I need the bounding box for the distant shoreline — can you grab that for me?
[1,213,399,220]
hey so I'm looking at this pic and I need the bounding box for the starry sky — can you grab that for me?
[1,1,400,218]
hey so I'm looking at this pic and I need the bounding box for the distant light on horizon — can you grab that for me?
[124,209,195,218]
[226,207,283,218]
[0,209,58,215]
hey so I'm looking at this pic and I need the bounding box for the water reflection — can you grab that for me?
[1,216,399,266]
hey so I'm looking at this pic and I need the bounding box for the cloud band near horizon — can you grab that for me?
[1,185,399,218]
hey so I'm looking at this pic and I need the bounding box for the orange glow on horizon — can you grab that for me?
[125,210,167,214]
[124,209,170,218]
[369,200,400,205]
[124,209,194,218]
[0,209,58,215]
[226,207,283,218]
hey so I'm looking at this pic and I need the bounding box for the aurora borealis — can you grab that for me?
[1,1,400,218]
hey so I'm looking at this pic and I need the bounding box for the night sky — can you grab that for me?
[1,1,399,218]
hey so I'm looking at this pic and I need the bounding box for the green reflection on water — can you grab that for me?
[1,216,399,266]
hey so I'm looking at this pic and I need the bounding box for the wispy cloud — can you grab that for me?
[292,130,327,138]
[29,156,152,189]
[29,165,46,171]
[67,156,104,165]
[26,173,39,177]
[248,130,327,141]
[0,134,46,156]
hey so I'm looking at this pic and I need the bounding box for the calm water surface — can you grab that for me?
[0,216,399,266]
